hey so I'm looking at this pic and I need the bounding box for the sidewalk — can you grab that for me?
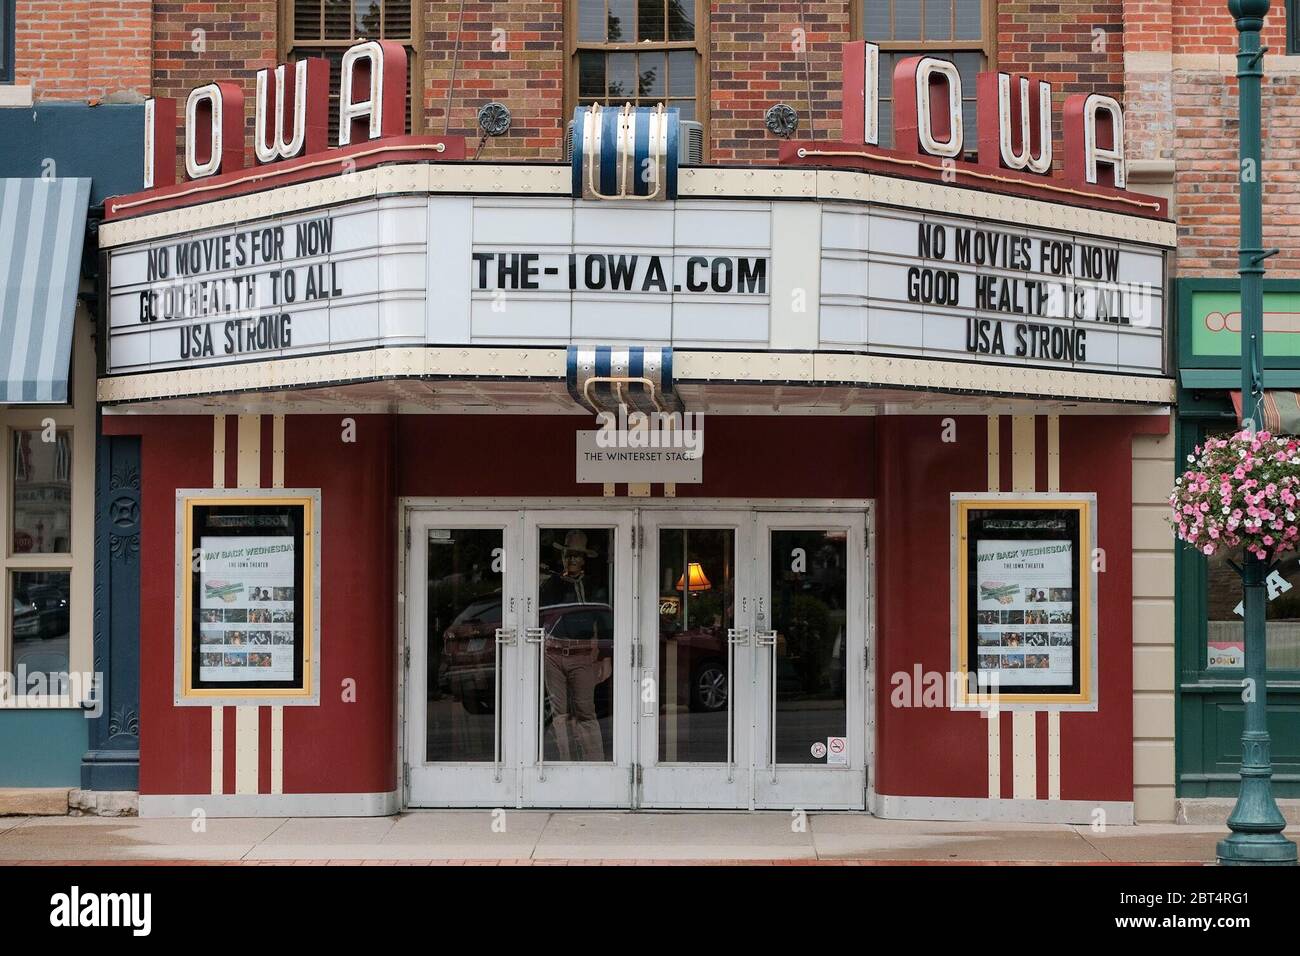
[0,812,1232,864]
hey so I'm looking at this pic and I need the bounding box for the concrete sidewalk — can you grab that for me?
[0,812,1234,864]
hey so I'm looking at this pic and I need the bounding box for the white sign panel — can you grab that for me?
[575,431,703,484]
[106,195,1165,379]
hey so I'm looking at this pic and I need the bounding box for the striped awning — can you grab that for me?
[0,178,91,403]
[1230,390,1300,435]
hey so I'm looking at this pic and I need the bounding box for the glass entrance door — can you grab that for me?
[406,506,867,810]
[406,513,521,807]
[519,511,636,806]
[752,514,867,809]
[637,512,753,808]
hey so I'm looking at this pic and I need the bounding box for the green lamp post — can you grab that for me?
[1216,0,1298,866]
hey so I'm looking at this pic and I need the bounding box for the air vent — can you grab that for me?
[566,119,705,166]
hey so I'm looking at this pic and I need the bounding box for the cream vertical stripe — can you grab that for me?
[1047,414,1061,494]
[1047,414,1062,799]
[271,705,284,795]
[272,414,285,490]
[212,414,226,488]
[235,415,262,794]
[234,705,259,795]
[210,705,224,795]
[211,414,226,794]
[986,414,1001,799]
[237,414,261,489]
[1010,415,1037,799]
[271,414,285,794]
[1048,712,1062,799]
[1011,415,1035,493]
[1012,710,1037,799]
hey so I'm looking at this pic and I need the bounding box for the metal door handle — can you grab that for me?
[523,626,545,644]
[495,627,517,646]
[727,627,751,646]
[755,630,778,780]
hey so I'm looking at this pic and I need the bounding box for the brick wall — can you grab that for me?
[422,1,565,161]
[998,0,1126,170]
[1113,0,1299,275]
[708,2,849,164]
[15,0,151,100]
[152,0,277,176]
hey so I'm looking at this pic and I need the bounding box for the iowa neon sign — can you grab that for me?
[143,39,408,188]
[839,40,1125,190]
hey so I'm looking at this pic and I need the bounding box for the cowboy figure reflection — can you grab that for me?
[540,530,607,762]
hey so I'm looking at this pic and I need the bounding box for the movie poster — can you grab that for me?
[196,535,297,683]
[974,539,1076,688]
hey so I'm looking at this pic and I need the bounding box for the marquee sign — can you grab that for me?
[112,39,1159,221]
[105,194,1165,377]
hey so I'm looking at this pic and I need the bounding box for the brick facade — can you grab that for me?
[14,0,151,100]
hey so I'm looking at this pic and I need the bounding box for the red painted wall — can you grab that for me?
[874,415,991,799]
[873,413,1166,804]
[394,415,877,499]
[115,409,1152,804]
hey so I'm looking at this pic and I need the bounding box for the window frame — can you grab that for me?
[851,0,997,151]
[1,0,14,84]
[565,0,710,154]
[0,317,96,709]
[277,0,423,137]
[1289,0,1299,57]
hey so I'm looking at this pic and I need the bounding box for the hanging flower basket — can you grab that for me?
[1170,429,1300,561]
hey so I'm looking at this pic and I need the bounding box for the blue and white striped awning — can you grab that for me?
[567,346,684,414]
[0,178,91,403]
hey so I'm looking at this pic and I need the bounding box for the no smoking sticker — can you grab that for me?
[826,736,848,766]
[810,741,827,759]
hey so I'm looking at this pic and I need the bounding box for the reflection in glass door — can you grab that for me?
[520,512,634,806]
[639,515,753,808]
[753,516,866,809]
[406,514,519,808]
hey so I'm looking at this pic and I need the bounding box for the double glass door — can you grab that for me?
[406,506,867,809]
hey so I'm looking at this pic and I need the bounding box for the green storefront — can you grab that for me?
[1177,278,1300,802]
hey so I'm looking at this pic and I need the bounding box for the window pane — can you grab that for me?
[12,570,71,694]
[355,0,380,35]
[426,529,503,762]
[879,100,893,146]
[579,51,606,99]
[12,429,72,554]
[323,0,350,38]
[1207,550,1300,670]
[639,0,666,42]
[657,529,735,763]
[639,51,666,98]
[384,0,411,39]
[955,0,982,40]
[864,0,889,39]
[608,51,635,99]
[894,0,921,40]
[607,0,634,42]
[668,49,695,97]
[670,99,696,121]
[578,0,606,41]
[294,0,321,41]
[879,51,898,98]
[538,527,615,763]
[924,0,953,40]
[667,0,695,40]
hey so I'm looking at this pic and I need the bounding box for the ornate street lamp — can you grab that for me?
[1216,0,1297,866]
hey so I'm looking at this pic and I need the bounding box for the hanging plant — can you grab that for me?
[1170,429,1300,560]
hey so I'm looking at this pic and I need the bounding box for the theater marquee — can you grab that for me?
[105,192,1166,378]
